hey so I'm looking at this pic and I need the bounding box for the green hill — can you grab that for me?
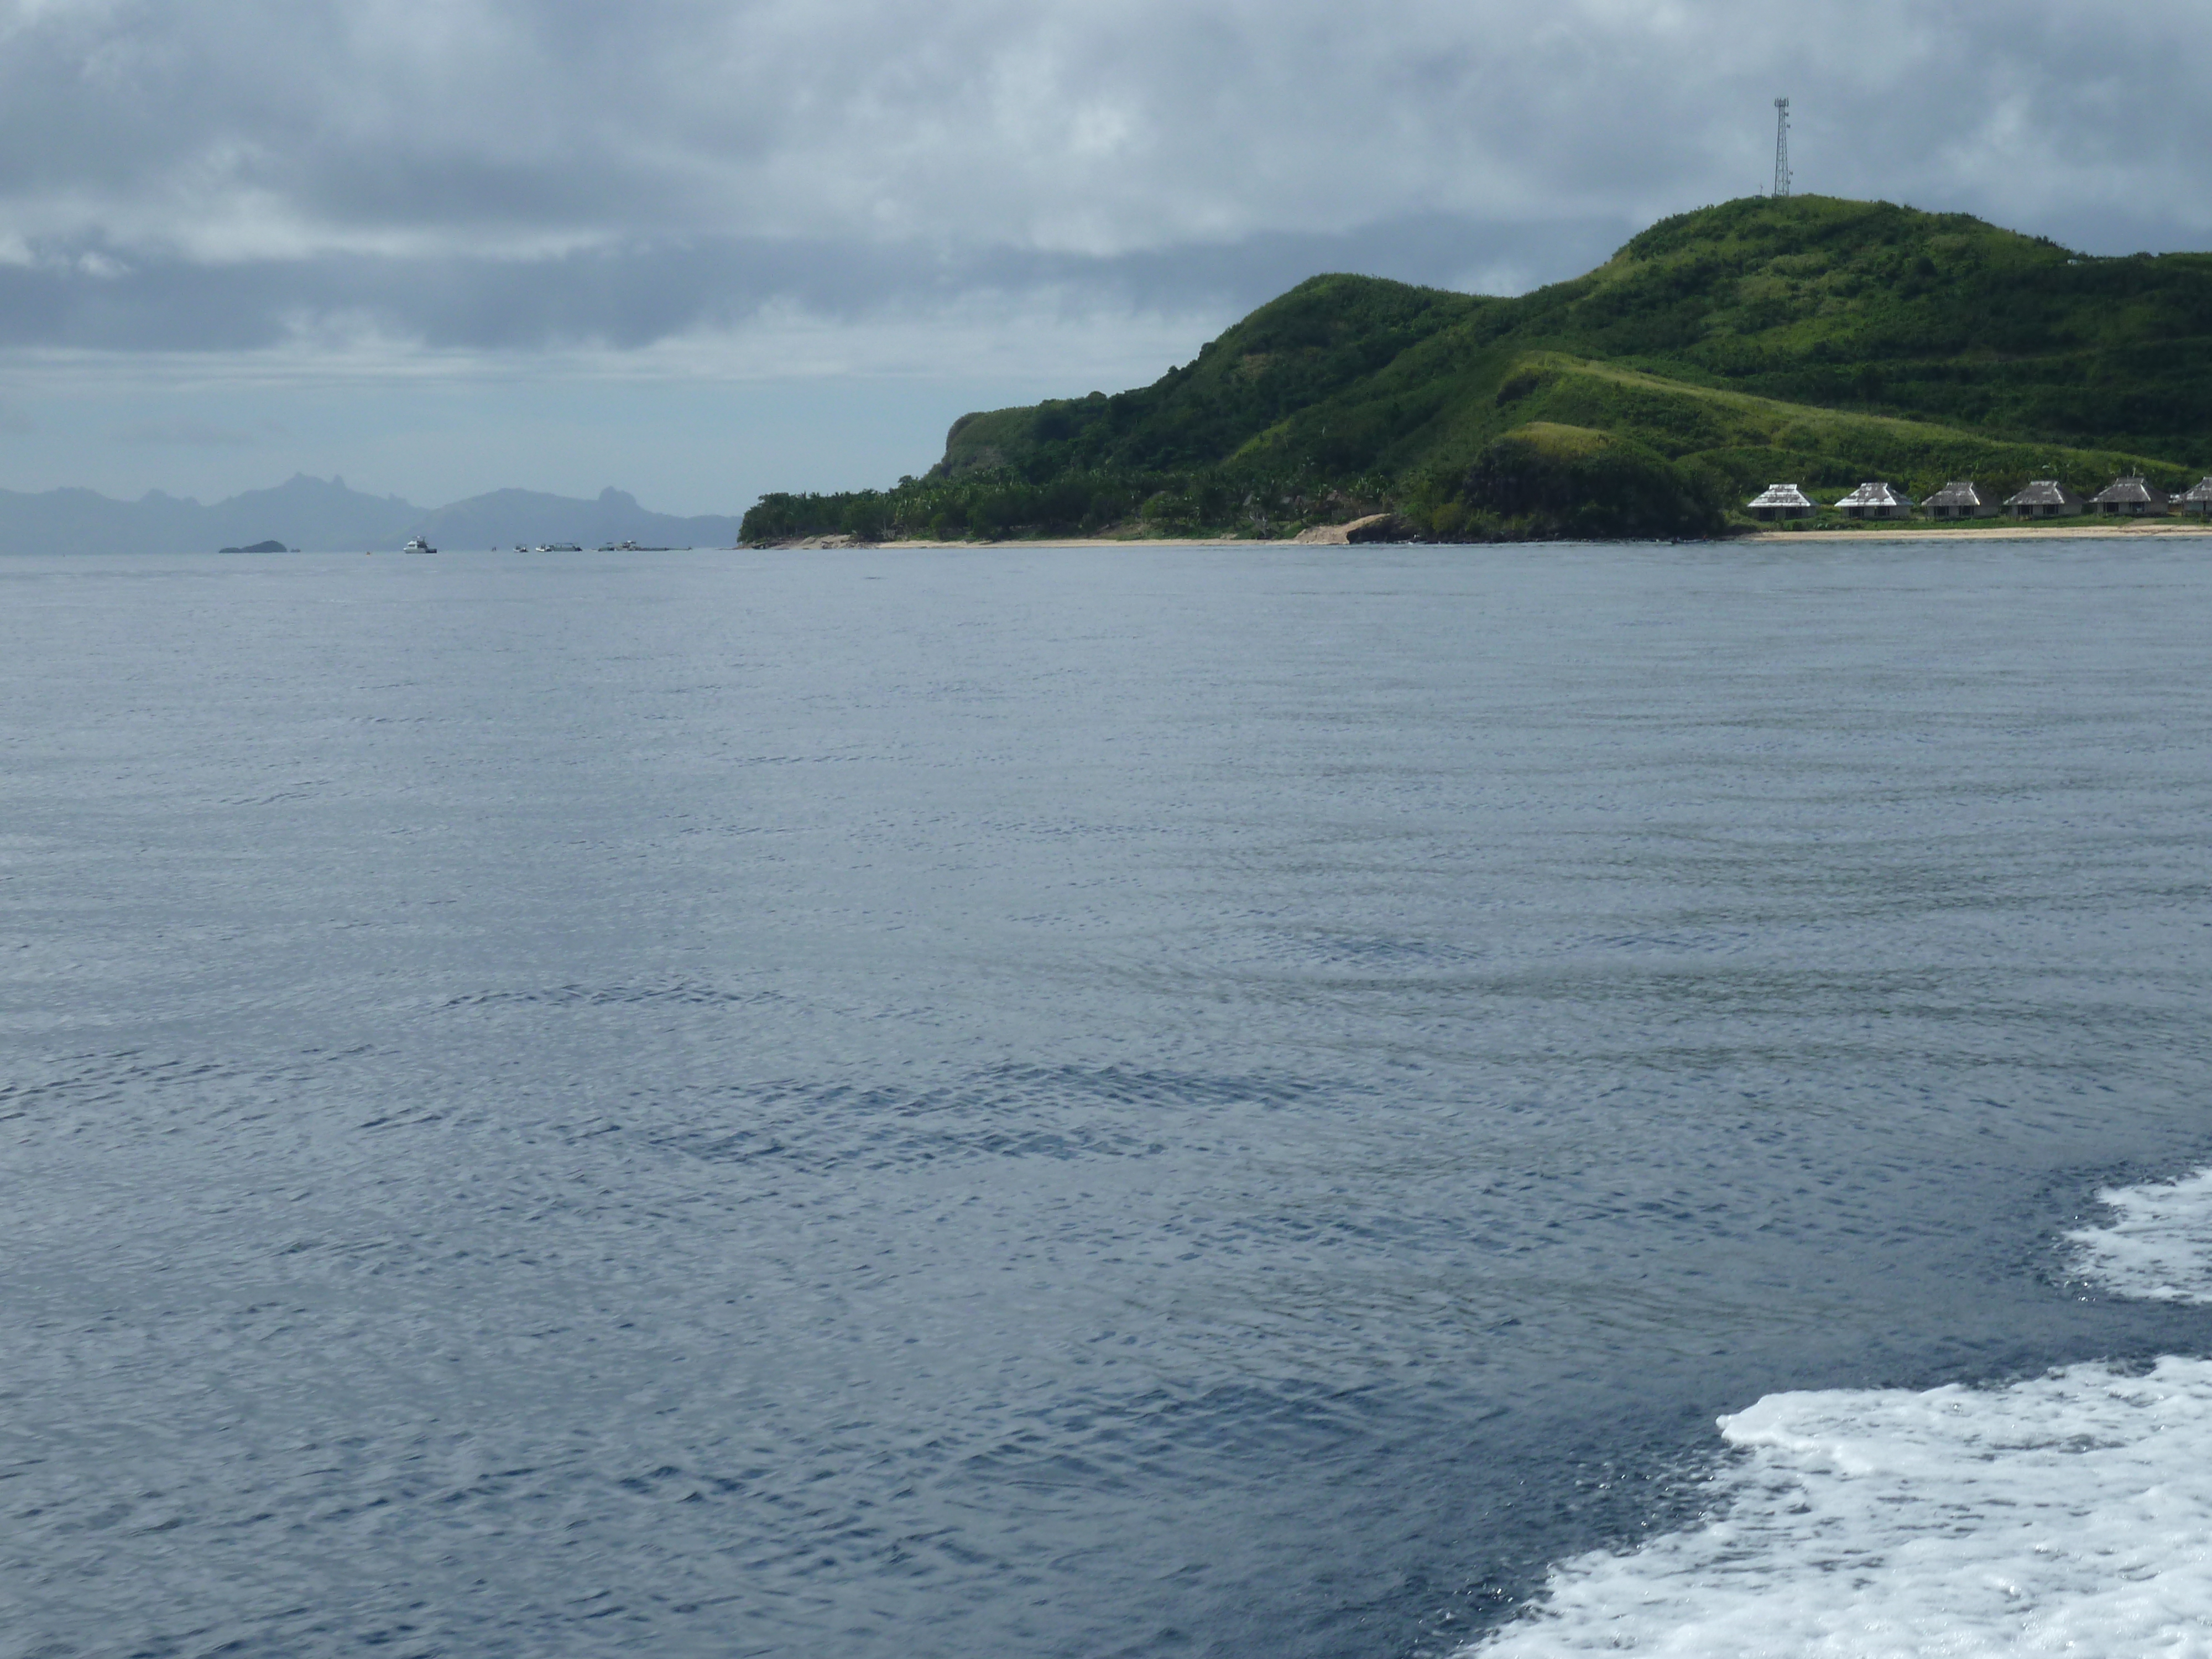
[741,196,2212,543]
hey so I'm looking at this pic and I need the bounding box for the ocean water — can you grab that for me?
[1477,1169,2212,1657]
[3,540,2210,1659]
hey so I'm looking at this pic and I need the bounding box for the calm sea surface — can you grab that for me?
[4,541,2211,1658]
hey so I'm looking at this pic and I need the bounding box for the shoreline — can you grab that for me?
[764,520,2212,550]
[1734,519,2212,543]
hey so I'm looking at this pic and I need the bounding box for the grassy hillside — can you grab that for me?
[936,275,1484,478]
[742,196,2212,544]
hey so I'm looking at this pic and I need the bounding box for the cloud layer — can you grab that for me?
[5,0,2209,510]
[4,0,2209,357]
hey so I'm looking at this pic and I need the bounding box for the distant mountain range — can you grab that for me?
[0,473,743,554]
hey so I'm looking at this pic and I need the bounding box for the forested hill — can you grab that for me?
[742,196,2212,544]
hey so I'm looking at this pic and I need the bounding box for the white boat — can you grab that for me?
[402,536,437,555]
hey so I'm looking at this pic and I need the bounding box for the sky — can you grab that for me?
[3,0,2208,514]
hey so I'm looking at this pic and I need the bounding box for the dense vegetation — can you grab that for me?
[742,196,2212,544]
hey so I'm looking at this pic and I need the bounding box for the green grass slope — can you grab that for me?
[1518,196,2212,455]
[937,274,1485,478]
[742,196,2212,544]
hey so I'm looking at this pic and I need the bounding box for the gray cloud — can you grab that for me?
[0,214,1639,352]
[1,0,2206,358]
[109,416,284,445]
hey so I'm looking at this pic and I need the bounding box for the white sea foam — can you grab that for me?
[1467,1171,2212,1657]
[2068,1167,2212,1305]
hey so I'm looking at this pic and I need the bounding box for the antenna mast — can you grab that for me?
[1772,98,1791,197]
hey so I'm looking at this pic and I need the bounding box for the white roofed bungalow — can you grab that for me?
[1833,482,1914,520]
[2176,477,2212,517]
[1745,483,1815,521]
[1921,481,1997,519]
[2090,476,2171,516]
[2002,479,2085,518]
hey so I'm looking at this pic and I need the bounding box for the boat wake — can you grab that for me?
[1465,1171,2212,1656]
[2067,1168,2212,1306]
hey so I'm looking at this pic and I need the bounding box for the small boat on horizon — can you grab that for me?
[402,536,437,555]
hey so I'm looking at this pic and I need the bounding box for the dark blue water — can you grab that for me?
[4,542,2211,1659]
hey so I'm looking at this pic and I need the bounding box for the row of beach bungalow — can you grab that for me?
[1747,476,2212,521]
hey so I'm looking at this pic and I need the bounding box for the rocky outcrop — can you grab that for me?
[754,533,862,549]
[1293,513,1420,545]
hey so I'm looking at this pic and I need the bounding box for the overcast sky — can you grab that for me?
[3,0,2207,512]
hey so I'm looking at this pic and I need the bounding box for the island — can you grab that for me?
[217,540,291,554]
[740,195,2212,545]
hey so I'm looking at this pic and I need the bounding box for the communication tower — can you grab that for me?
[1772,98,1792,197]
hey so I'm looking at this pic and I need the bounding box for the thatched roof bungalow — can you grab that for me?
[2090,476,2170,516]
[1745,483,1815,521]
[2177,477,2212,517]
[1833,482,1914,519]
[2002,480,2085,519]
[1922,481,1997,519]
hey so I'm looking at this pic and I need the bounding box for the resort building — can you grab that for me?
[2090,476,2171,515]
[1833,482,1914,520]
[1921,481,1998,519]
[2002,480,2085,518]
[2177,477,2212,517]
[1745,483,1815,521]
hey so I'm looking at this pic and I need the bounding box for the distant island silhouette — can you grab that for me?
[0,476,743,555]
